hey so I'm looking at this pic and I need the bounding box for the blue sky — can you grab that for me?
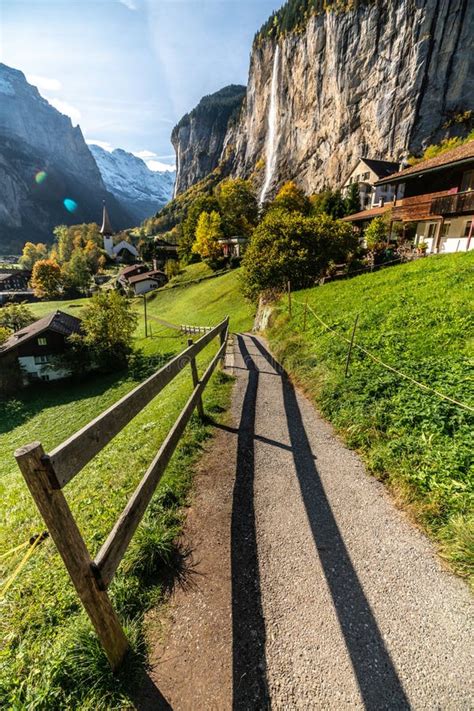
[0,0,281,170]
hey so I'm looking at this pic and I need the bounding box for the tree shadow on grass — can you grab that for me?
[0,351,177,435]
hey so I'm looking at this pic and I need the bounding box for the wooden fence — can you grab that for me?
[14,317,229,670]
[180,324,212,335]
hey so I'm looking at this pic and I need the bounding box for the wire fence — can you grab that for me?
[293,298,474,414]
[0,532,49,598]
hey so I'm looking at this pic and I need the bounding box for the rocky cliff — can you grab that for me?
[0,64,132,253]
[173,0,474,202]
[89,145,175,224]
[171,84,246,195]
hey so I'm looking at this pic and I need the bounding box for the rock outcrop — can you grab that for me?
[0,64,132,253]
[173,0,474,201]
[89,145,175,224]
[171,85,246,195]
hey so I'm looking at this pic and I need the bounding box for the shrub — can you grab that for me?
[241,210,358,299]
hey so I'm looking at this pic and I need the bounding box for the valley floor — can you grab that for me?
[145,334,473,710]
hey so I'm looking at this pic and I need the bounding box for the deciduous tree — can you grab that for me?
[269,181,311,215]
[31,259,63,298]
[192,211,224,264]
[19,242,48,270]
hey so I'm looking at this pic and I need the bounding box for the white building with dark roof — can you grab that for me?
[343,158,403,210]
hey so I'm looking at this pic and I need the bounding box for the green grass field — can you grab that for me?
[267,252,474,584]
[0,267,253,709]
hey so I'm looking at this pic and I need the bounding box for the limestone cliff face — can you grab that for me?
[171,85,246,195]
[173,0,473,201]
[0,64,132,252]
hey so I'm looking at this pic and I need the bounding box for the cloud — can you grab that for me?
[86,139,114,152]
[132,149,175,171]
[146,159,175,173]
[133,149,157,160]
[118,0,138,9]
[48,98,82,125]
[26,74,62,92]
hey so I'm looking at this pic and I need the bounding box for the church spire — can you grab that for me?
[100,200,114,236]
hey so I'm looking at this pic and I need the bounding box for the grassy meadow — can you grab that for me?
[0,267,253,709]
[267,252,474,583]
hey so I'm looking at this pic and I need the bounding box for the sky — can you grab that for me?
[0,0,281,171]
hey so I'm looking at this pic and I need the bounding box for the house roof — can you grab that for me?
[0,310,82,355]
[360,158,400,179]
[128,270,166,285]
[375,140,474,186]
[342,202,393,222]
[119,263,147,277]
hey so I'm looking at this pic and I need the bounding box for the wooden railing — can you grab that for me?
[180,324,212,335]
[430,190,474,216]
[14,317,229,670]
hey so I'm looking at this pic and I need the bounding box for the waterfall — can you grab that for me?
[259,44,280,206]
[173,143,181,199]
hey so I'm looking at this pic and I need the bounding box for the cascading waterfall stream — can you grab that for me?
[259,44,280,205]
[173,143,181,199]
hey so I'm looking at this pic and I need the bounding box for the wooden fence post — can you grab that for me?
[187,339,204,419]
[345,314,359,377]
[14,442,129,671]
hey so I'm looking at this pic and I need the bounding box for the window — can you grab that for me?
[34,355,49,365]
[38,337,47,346]
[40,374,50,381]
[426,223,437,240]
[362,171,370,181]
[461,170,474,192]
[464,221,473,238]
[440,222,451,238]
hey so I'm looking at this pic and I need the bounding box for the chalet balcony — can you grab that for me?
[430,190,474,216]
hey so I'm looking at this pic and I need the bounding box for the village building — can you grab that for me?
[0,269,34,304]
[217,236,247,259]
[0,310,81,389]
[343,141,474,254]
[100,202,139,261]
[126,270,167,296]
[376,141,474,254]
[342,158,402,210]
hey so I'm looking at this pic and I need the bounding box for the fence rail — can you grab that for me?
[14,316,229,670]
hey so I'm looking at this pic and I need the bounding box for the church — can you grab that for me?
[100,202,139,261]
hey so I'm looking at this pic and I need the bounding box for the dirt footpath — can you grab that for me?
[145,334,474,711]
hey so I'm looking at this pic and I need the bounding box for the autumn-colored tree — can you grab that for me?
[19,242,48,270]
[31,259,63,298]
[216,178,258,237]
[192,211,224,264]
[269,181,311,215]
[180,195,220,263]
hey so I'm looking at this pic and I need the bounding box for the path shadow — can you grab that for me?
[249,336,410,711]
[231,334,270,709]
[126,667,173,710]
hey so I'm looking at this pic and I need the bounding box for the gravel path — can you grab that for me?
[148,333,473,710]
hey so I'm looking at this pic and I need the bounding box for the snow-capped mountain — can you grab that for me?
[89,145,175,224]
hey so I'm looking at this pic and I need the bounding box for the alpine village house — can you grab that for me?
[0,311,81,394]
[343,141,474,253]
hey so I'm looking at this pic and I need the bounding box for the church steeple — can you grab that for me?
[100,201,114,236]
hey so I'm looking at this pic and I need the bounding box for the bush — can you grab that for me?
[241,210,358,300]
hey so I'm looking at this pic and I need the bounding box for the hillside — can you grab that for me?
[266,252,474,581]
[0,268,253,709]
[0,64,132,253]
